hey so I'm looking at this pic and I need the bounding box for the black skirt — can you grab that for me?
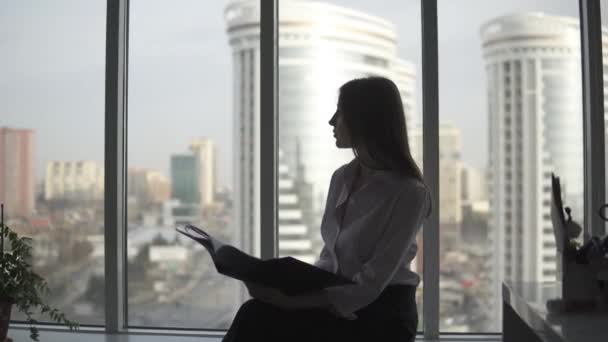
[222,284,418,342]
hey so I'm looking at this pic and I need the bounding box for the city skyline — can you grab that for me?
[0,0,595,332]
[0,128,218,196]
[1,0,580,189]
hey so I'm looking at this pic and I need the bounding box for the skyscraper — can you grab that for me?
[128,167,170,206]
[45,161,104,201]
[225,0,419,256]
[480,12,608,328]
[438,124,464,227]
[189,138,217,208]
[0,127,35,218]
[460,165,489,243]
[170,153,199,205]
[411,123,464,236]
[277,0,419,215]
[461,165,487,204]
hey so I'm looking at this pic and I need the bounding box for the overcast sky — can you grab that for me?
[0,0,582,188]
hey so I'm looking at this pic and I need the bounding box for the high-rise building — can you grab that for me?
[411,123,463,227]
[461,165,488,204]
[439,124,464,227]
[480,12,608,328]
[45,161,104,201]
[0,127,35,218]
[483,13,582,285]
[144,170,170,204]
[170,154,199,205]
[461,165,489,244]
[225,0,419,256]
[461,200,490,245]
[189,138,217,207]
[128,167,170,205]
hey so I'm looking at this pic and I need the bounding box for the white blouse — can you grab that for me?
[314,159,431,319]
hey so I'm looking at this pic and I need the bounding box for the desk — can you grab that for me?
[503,281,608,342]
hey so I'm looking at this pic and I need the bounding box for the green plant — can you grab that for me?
[0,204,79,341]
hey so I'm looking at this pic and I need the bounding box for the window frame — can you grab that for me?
[421,0,440,339]
[580,0,605,239]
[104,0,129,333]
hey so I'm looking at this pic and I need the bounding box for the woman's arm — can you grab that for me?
[324,182,430,319]
[314,169,341,271]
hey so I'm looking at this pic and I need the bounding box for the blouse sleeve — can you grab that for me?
[314,169,341,271]
[314,245,333,272]
[323,181,430,319]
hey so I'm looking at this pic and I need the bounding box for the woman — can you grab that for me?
[223,76,431,342]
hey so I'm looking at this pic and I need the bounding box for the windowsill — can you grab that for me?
[8,326,224,342]
[8,326,502,342]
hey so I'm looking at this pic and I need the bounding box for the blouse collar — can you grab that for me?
[334,158,398,210]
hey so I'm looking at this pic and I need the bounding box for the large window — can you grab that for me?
[1,0,107,325]
[5,0,607,338]
[438,0,582,332]
[126,0,258,329]
[277,0,424,330]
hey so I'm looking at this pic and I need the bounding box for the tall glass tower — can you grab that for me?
[225,0,418,258]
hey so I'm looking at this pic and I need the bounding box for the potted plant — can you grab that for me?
[0,204,78,341]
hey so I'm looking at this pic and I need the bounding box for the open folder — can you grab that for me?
[176,223,355,295]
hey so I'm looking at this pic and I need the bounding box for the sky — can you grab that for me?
[0,0,583,188]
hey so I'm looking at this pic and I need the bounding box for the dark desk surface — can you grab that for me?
[503,281,608,342]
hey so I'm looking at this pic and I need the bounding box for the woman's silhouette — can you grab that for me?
[223,76,431,342]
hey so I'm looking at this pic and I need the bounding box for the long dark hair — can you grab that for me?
[338,76,424,182]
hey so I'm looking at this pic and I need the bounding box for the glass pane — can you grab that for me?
[278,0,424,331]
[126,0,258,329]
[438,0,581,332]
[1,1,106,325]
